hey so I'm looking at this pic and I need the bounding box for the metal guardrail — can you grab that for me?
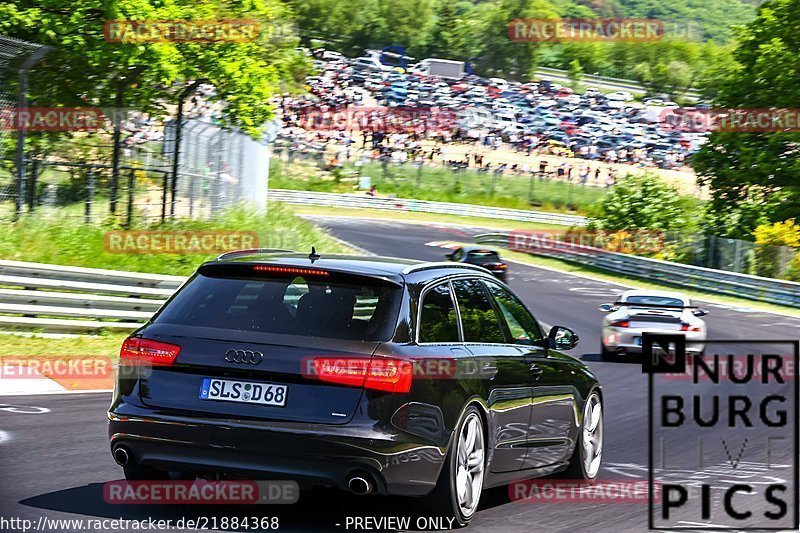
[534,67,702,100]
[0,260,183,333]
[269,189,588,227]
[0,259,383,333]
[476,232,800,308]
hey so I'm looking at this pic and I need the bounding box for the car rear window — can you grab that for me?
[153,265,402,341]
[467,250,500,262]
[624,296,685,308]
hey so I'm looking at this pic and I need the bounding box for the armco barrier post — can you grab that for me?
[85,169,95,224]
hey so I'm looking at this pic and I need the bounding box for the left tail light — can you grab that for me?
[610,320,630,328]
[680,323,702,332]
[120,337,181,366]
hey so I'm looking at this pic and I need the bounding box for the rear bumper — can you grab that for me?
[603,328,705,354]
[108,404,445,497]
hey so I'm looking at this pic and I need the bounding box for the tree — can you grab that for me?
[0,0,304,137]
[429,2,466,58]
[468,0,557,78]
[567,58,583,91]
[692,0,800,238]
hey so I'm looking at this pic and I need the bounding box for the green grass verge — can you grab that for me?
[0,202,352,275]
[0,332,128,358]
[290,204,567,232]
[270,157,606,215]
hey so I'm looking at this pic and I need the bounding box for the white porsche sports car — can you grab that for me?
[599,290,708,360]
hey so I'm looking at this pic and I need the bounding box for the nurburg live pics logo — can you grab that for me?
[644,334,799,530]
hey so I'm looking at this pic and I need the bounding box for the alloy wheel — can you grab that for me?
[455,412,485,518]
[582,393,603,478]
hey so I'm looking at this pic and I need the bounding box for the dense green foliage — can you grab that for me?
[0,0,307,137]
[590,174,695,231]
[616,0,757,41]
[288,0,754,90]
[693,0,800,238]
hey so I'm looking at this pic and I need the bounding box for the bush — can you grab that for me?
[590,174,697,232]
[753,219,800,279]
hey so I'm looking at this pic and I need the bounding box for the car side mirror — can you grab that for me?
[548,326,579,351]
[692,309,708,317]
[598,303,615,312]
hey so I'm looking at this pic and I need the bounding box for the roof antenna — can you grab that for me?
[308,246,320,263]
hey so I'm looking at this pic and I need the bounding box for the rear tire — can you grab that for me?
[600,343,615,361]
[427,406,486,528]
[564,391,603,481]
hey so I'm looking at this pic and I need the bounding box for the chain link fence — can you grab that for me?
[673,234,799,280]
[163,119,270,219]
[0,35,50,217]
[1,117,270,225]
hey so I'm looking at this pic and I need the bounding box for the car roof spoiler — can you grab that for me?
[614,301,698,309]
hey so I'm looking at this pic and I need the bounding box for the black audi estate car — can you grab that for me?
[109,251,603,527]
[445,246,508,281]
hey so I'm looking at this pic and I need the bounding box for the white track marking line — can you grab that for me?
[0,366,66,395]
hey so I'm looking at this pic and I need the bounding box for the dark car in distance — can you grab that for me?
[445,246,508,281]
[108,251,603,527]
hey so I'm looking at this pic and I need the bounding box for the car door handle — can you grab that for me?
[522,350,546,364]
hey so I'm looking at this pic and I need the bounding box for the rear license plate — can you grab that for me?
[634,337,642,346]
[199,378,287,407]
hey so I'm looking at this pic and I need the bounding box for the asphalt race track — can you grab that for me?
[1,216,798,533]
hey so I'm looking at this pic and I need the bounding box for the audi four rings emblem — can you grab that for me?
[225,349,264,365]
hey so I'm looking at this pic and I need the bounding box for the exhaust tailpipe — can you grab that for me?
[348,476,373,495]
[113,446,130,466]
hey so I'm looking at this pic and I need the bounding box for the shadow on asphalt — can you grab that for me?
[20,481,519,531]
[580,352,641,364]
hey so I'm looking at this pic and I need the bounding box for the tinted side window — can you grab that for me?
[452,279,505,344]
[484,281,542,343]
[419,283,460,343]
